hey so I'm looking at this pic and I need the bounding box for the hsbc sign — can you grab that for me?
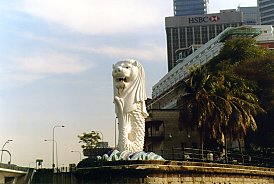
[189,16,220,24]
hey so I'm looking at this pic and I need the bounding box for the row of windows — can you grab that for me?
[260,9,274,17]
[261,20,274,25]
[259,4,274,12]
[174,0,206,6]
[175,11,205,16]
[174,0,207,16]
[261,16,274,22]
[175,5,205,9]
[259,0,274,7]
[175,2,205,6]
[167,25,229,49]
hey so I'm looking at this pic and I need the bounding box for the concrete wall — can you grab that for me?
[0,172,25,184]
[0,169,29,184]
[31,169,77,184]
[75,161,274,184]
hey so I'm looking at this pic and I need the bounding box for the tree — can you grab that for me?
[213,38,274,150]
[177,66,264,161]
[214,72,265,162]
[176,66,221,157]
[78,131,101,149]
[234,56,274,149]
[234,56,274,110]
[216,37,269,64]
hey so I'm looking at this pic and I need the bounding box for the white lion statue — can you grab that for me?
[112,59,148,152]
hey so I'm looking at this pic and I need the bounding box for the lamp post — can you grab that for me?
[52,125,65,168]
[0,150,11,164]
[92,131,104,148]
[115,117,118,148]
[1,140,12,163]
[71,151,82,161]
[45,139,59,168]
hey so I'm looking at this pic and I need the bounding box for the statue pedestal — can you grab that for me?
[75,160,274,184]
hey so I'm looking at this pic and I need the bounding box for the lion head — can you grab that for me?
[112,59,148,117]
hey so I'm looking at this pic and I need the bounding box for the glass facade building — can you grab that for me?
[237,7,260,25]
[258,0,274,25]
[165,12,244,71]
[173,0,208,16]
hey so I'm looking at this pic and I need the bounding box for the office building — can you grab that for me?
[220,7,259,25]
[258,0,274,25]
[173,0,208,16]
[165,11,244,71]
[237,6,260,25]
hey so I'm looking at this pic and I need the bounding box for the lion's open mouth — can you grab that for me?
[117,77,127,82]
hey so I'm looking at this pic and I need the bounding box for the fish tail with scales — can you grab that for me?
[118,102,145,152]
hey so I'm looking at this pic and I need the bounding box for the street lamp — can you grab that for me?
[44,139,59,168]
[0,150,11,164]
[1,140,12,163]
[52,125,65,168]
[115,117,118,148]
[71,151,82,161]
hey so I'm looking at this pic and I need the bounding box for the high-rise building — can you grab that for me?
[237,7,260,25]
[220,7,260,25]
[173,0,208,16]
[165,11,244,71]
[258,0,274,25]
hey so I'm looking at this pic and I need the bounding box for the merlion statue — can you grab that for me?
[112,59,149,152]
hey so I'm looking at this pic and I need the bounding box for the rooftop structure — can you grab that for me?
[173,0,208,16]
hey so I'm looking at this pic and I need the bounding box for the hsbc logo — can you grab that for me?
[210,16,220,22]
[189,16,220,24]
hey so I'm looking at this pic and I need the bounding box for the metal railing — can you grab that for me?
[0,162,29,172]
[147,147,274,168]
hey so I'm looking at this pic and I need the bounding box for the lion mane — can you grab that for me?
[112,59,148,117]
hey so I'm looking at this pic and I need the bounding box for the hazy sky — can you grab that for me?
[0,0,257,168]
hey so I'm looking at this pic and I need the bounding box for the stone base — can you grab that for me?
[75,160,274,184]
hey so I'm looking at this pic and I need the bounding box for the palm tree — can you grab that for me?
[177,66,265,162]
[177,66,218,159]
[214,72,265,162]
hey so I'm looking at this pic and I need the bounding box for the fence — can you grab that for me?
[0,162,29,172]
[150,147,274,167]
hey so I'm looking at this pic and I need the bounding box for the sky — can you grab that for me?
[0,0,257,168]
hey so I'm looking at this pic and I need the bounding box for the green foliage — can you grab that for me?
[177,67,216,132]
[215,72,264,138]
[233,56,274,110]
[233,56,274,148]
[177,66,264,143]
[217,37,269,64]
[78,131,101,149]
